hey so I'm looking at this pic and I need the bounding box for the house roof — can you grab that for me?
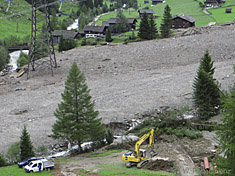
[107,18,137,24]
[138,9,154,14]
[83,26,106,33]
[152,0,163,2]
[52,30,79,39]
[172,14,196,23]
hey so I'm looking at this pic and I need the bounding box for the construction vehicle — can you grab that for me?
[122,128,155,168]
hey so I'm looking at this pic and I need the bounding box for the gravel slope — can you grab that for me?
[0,24,234,154]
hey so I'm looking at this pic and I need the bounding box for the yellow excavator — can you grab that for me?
[122,129,155,168]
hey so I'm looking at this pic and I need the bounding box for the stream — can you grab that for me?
[9,50,29,71]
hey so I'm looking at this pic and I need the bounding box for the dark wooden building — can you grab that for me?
[204,0,225,7]
[83,26,107,35]
[225,8,232,13]
[144,0,149,4]
[52,30,80,44]
[172,14,196,29]
[152,0,163,5]
[102,18,137,33]
[138,9,154,18]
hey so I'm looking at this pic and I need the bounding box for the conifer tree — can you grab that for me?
[105,28,112,42]
[113,10,130,33]
[149,14,158,40]
[193,50,221,119]
[216,87,235,175]
[160,5,172,38]
[216,66,235,175]
[52,63,106,152]
[20,125,35,160]
[138,12,149,40]
[199,49,215,76]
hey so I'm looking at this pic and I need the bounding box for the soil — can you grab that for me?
[0,23,235,175]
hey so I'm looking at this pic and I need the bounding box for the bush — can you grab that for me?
[6,142,20,164]
[106,130,114,144]
[81,38,87,46]
[35,145,48,156]
[0,46,10,71]
[59,36,77,52]
[17,51,28,67]
[86,38,97,46]
[0,153,6,167]
[123,39,129,45]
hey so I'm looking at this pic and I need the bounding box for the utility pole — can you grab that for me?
[27,0,57,78]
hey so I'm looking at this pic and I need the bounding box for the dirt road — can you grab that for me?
[0,24,234,155]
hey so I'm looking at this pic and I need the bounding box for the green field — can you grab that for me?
[0,0,234,40]
[0,165,52,176]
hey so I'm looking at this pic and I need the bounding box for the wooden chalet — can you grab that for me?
[83,26,107,35]
[144,0,149,4]
[52,30,80,44]
[102,18,137,33]
[152,0,163,5]
[205,0,226,7]
[138,9,154,18]
[172,14,196,29]
[225,8,232,13]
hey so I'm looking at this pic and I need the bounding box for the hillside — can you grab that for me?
[0,22,235,155]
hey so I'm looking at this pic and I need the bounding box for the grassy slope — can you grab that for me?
[0,165,52,176]
[0,0,234,40]
[208,0,235,24]
[0,0,31,39]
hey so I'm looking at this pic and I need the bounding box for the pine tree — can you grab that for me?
[138,12,149,40]
[216,65,235,175]
[216,85,235,175]
[105,28,112,42]
[149,14,158,40]
[20,125,35,161]
[193,50,221,120]
[113,10,130,33]
[160,5,172,38]
[199,49,215,76]
[52,63,106,152]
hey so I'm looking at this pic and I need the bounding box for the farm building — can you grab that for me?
[102,18,137,33]
[83,26,107,35]
[138,9,154,18]
[152,0,163,5]
[225,8,232,13]
[205,0,225,7]
[52,30,80,44]
[172,14,196,29]
[144,0,149,4]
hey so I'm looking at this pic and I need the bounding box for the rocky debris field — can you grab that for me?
[0,23,235,156]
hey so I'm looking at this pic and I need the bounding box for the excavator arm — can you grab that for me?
[122,128,155,168]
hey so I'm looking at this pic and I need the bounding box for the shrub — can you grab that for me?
[0,46,10,71]
[17,51,28,67]
[6,142,20,164]
[106,130,114,144]
[123,39,129,45]
[0,153,6,167]
[86,38,97,45]
[59,36,77,52]
[81,38,87,46]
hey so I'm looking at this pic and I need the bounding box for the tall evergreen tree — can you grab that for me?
[199,49,215,76]
[52,63,106,152]
[193,50,221,120]
[138,12,149,40]
[160,5,172,38]
[149,14,158,40]
[216,84,235,175]
[105,28,112,42]
[113,10,130,33]
[20,125,35,160]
